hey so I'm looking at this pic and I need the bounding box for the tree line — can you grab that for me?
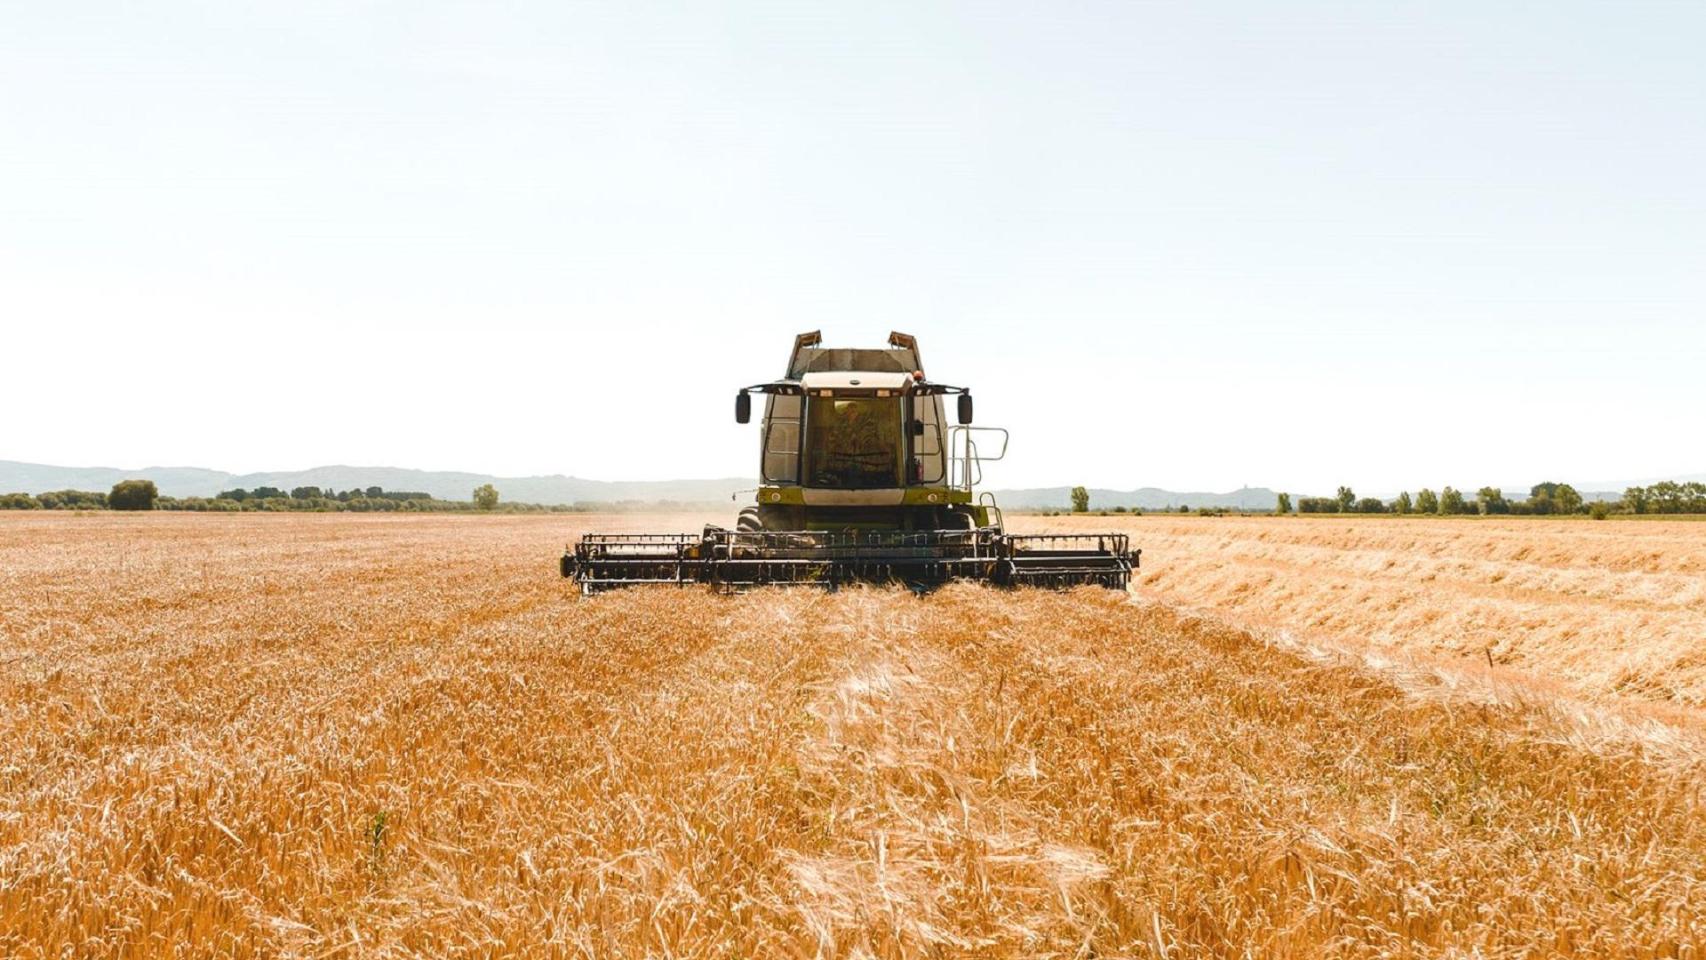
[1278,481,1706,517]
[215,485,434,502]
[0,481,563,513]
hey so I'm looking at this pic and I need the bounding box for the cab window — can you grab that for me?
[763,394,802,483]
[805,397,901,488]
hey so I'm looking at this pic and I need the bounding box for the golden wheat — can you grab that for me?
[2,513,1703,957]
[1018,513,1706,709]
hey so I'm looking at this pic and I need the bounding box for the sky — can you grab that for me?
[2,1,1702,494]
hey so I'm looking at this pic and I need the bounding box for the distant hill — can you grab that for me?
[4,459,1697,510]
[0,460,753,506]
[1576,473,1706,489]
[1,459,1284,510]
[990,486,1283,511]
[0,461,236,497]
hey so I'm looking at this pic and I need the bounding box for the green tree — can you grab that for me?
[290,486,323,500]
[1336,486,1356,513]
[1648,481,1683,514]
[0,492,41,510]
[1275,492,1292,515]
[109,479,158,511]
[1589,500,1611,520]
[366,486,384,498]
[1439,486,1466,515]
[38,489,106,509]
[1475,487,1508,515]
[1394,491,1413,514]
[1526,481,1582,515]
[1357,497,1386,513]
[1070,486,1090,513]
[1621,486,1648,515]
[1415,488,1439,514]
[473,484,500,511]
[1686,482,1706,513]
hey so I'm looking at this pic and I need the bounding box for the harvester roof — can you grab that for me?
[786,331,923,379]
[799,371,912,390]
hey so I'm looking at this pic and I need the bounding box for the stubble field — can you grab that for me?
[2,512,1703,958]
[1029,514,1706,709]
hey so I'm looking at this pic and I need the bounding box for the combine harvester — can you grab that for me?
[561,332,1137,592]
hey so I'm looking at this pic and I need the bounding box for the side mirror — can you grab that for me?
[957,393,973,425]
[910,419,925,436]
[735,392,751,424]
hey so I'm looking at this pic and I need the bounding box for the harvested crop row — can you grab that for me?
[1018,514,1706,708]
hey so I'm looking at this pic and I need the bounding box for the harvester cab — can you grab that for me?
[561,332,1137,592]
[734,331,989,534]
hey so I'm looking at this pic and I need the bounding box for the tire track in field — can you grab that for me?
[782,589,1115,957]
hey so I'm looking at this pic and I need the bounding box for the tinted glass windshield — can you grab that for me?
[805,397,902,487]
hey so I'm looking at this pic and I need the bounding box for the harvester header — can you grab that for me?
[561,332,1137,592]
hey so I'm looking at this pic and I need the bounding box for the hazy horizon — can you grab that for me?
[6,455,1699,504]
[4,2,1702,491]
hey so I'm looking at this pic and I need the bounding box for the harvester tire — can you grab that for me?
[736,507,765,532]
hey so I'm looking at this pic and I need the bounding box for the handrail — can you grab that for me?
[949,426,1009,492]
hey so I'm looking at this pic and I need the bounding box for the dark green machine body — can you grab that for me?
[738,486,990,533]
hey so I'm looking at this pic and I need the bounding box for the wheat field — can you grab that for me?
[1018,514,1706,710]
[2,513,1704,957]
